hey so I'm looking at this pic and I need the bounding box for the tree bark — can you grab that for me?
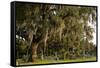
[44,29,48,56]
[59,28,62,41]
[32,43,38,62]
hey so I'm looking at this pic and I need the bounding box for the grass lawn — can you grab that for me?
[34,57,96,64]
[17,57,96,66]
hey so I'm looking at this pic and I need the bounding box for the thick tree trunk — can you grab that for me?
[32,43,38,62]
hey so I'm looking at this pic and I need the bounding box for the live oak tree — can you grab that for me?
[16,3,97,63]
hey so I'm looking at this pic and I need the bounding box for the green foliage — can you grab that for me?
[16,3,97,64]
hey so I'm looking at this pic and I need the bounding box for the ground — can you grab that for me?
[16,57,96,66]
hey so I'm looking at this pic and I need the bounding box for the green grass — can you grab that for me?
[34,57,96,64]
[60,57,96,63]
[17,57,96,66]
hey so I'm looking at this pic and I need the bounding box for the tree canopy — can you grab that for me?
[15,3,97,64]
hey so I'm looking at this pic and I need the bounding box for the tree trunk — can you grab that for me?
[59,28,62,41]
[44,29,48,56]
[32,43,38,62]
